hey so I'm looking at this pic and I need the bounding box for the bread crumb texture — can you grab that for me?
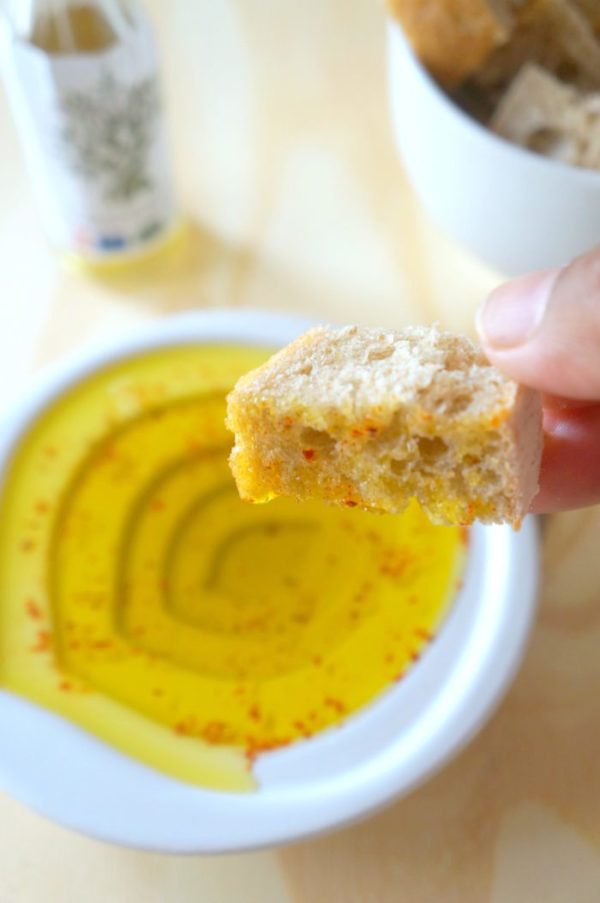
[226,325,542,527]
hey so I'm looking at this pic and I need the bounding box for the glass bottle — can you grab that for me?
[1,0,180,269]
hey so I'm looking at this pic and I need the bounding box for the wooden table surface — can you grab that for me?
[1,2,599,901]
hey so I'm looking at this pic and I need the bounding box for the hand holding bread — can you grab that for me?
[226,325,542,527]
[228,242,600,524]
[478,245,600,514]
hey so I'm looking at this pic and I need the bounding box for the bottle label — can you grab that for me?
[1,20,176,258]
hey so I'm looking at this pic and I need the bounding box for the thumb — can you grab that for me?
[477,250,600,400]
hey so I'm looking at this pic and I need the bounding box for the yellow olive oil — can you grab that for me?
[0,346,466,790]
[31,4,117,53]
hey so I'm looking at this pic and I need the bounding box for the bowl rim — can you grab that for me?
[386,17,600,187]
[0,309,539,852]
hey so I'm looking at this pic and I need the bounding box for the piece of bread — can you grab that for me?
[571,0,600,36]
[226,325,542,527]
[491,63,600,169]
[491,63,583,162]
[469,0,600,103]
[387,0,514,87]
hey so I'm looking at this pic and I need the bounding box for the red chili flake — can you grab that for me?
[34,500,50,515]
[380,553,413,579]
[244,736,292,765]
[20,539,36,553]
[174,721,188,736]
[324,697,346,715]
[459,526,470,547]
[302,448,315,461]
[351,428,364,437]
[131,625,146,637]
[91,639,112,650]
[68,641,81,651]
[30,630,51,653]
[248,705,261,722]
[43,445,58,459]
[410,650,421,664]
[343,499,358,508]
[58,680,72,692]
[385,652,395,664]
[201,721,228,744]
[152,688,164,697]
[367,426,378,436]
[312,655,323,667]
[293,721,312,738]
[151,498,165,512]
[414,627,432,642]
[243,615,269,630]
[283,417,294,428]
[25,599,43,620]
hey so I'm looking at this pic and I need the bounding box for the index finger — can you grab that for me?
[532,402,600,514]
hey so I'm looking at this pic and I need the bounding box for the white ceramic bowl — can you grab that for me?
[387,21,600,276]
[0,310,538,852]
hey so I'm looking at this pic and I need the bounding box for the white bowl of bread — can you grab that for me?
[0,311,539,851]
[387,0,600,275]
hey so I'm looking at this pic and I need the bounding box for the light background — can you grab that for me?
[1,2,599,901]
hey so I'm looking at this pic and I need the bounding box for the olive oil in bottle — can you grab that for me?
[1,0,179,268]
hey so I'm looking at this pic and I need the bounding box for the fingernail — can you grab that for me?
[477,268,559,349]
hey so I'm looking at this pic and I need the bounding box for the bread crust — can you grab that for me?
[226,325,543,527]
[467,0,600,106]
[388,0,513,86]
